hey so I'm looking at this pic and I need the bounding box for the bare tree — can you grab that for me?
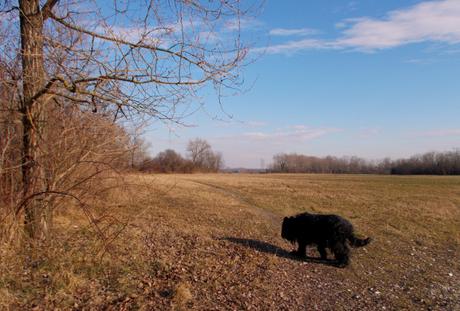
[1,0,255,239]
[209,151,224,172]
[187,138,212,168]
[126,127,151,170]
[186,138,223,172]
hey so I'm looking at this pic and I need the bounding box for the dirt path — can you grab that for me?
[183,178,280,225]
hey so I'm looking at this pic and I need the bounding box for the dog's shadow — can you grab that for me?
[221,237,338,267]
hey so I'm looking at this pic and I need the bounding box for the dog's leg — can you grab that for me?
[331,241,350,267]
[296,241,307,258]
[317,244,327,260]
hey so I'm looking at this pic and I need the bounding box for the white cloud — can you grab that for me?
[94,18,221,46]
[269,28,318,36]
[259,0,460,54]
[93,24,175,46]
[337,0,460,50]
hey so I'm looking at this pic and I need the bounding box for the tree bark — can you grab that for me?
[19,0,47,240]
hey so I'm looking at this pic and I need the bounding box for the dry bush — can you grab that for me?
[0,67,22,246]
[0,98,135,245]
[0,102,145,308]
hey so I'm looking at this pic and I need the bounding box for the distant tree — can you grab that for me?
[272,153,288,172]
[187,139,212,168]
[155,149,184,173]
[270,153,382,174]
[127,132,151,170]
[390,150,460,175]
[270,151,460,175]
[186,138,223,172]
[204,151,224,172]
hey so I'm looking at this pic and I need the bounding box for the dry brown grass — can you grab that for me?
[1,173,459,310]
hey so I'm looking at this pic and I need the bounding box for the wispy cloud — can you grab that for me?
[222,126,342,143]
[418,129,460,137]
[213,120,268,129]
[207,125,343,167]
[252,38,334,55]
[224,17,264,31]
[356,127,381,139]
[404,58,437,65]
[245,120,268,128]
[269,28,318,36]
[259,0,460,54]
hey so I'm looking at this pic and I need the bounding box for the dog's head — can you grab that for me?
[281,216,296,243]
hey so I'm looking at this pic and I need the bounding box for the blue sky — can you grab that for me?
[144,0,460,168]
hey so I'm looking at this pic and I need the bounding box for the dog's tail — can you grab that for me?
[348,234,371,247]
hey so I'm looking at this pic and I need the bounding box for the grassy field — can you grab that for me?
[1,173,459,310]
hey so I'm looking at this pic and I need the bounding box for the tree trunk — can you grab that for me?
[19,0,48,240]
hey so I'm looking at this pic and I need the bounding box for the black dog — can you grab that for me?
[281,212,371,267]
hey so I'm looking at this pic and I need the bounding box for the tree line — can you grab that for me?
[390,151,460,175]
[269,151,460,175]
[135,138,224,173]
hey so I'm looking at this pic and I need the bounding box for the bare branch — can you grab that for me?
[49,11,209,71]
[41,0,59,20]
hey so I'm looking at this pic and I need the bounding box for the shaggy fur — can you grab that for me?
[281,212,371,267]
